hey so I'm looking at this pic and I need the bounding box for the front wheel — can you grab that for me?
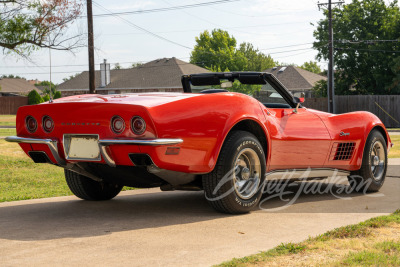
[203,131,266,214]
[65,169,123,200]
[348,130,388,192]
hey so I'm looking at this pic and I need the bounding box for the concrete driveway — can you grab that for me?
[0,160,399,267]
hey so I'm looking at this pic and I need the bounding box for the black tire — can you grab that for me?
[203,131,266,214]
[65,169,123,200]
[348,130,388,193]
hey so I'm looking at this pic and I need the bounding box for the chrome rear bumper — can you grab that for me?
[5,136,183,167]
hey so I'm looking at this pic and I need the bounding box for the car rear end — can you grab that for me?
[7,98,181,170]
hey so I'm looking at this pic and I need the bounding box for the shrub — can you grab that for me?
[27,90,44,105]
[54,91,62,99]
[42,94,50,102]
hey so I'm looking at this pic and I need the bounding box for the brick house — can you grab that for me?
[263,66,327,97]
[0,78,40,96]
[58,58,210,96]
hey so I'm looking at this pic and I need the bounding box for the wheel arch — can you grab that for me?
[228,119,269,155]
[356,124,390,170]
[210,118,269,172]
[370,125,388,147]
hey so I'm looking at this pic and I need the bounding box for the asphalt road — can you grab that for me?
[0,160,399,267]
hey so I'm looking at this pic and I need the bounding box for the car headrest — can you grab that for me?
[200,89,229,94]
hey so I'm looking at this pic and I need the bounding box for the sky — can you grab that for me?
[0,0,329,84]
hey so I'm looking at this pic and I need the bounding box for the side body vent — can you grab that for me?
[330,142,356,161]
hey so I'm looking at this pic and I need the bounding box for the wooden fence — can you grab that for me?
[0,96,28,115]
[304,96,400,128]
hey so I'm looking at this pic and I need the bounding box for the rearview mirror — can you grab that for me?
[294,92,305,104]
[293,92,305,114]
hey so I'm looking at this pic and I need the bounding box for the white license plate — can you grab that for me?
[64,135,100,160]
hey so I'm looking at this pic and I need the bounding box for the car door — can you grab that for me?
[258,89,331,171]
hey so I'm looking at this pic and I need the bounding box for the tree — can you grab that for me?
[300,61,322,74]
[131,62,143,68]
[35,80,57,95]
[313,0,400,95]
[113,63,121,70]
[27,89,43,104]
[54,90,61,99]
[62,73,79,82]
[311,80,328,97]
[42,94,50,102]
[190,29,247,71]
[231,81,261,95]
[388,56,400,94]
[190,29,277,72]
[0,0,83,57]
[239,42,275,71]
[1,74,24,79]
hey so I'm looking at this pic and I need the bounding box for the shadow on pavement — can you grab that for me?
[0,178,398,241]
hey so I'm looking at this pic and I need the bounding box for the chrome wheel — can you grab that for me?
[370,140,385,181]
[234,148,261,199]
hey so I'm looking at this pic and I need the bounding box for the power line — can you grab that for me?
[100,21,312,36]
[336,39,400,44]
[335,47,400,53]
[262,47,313,54]
[274,49,316,59]
[91,0,240,17]
[0,42,320,69]
[5,56,326,75]
[160,0,266,36]
[92,1,192,50]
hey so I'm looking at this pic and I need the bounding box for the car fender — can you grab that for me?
[311,109,391,170]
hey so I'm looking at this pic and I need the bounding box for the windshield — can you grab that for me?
[189,76,290,106]
[190,79,262,95]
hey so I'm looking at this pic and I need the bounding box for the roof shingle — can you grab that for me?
[0,78,40,94]
[58,58,210,91]
[264,66,327,90]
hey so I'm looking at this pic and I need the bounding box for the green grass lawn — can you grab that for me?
[0,115,16,126]
[0,139,134,202]
[389,134,400,158]
[218,210,400,266]
[0,140,70,202]
[0,128,16,137]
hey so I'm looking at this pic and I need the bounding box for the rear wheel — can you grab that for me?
[65,169,123,200]
[203,131,266,214]
[348,130,388,192]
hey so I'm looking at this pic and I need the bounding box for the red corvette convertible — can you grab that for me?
[6,72,392,214]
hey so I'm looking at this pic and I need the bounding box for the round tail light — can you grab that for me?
[111,116,125,134]
[42,116,54,133]
[131,116,146,135]
[26,116,37,133]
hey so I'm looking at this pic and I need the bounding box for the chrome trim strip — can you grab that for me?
[6,136,183,168]
[98,138,183,146]
[5,136,66,166]
[99,143,116,167]
[265,168,350,181]
[98,139,182,167]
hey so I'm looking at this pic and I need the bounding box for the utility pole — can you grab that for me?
[318,0,343,114]
[49,35,53,103]
[87,0,95,94]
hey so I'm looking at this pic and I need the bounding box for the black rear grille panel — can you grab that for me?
[28,151,52,163]
[330,142,356,161]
